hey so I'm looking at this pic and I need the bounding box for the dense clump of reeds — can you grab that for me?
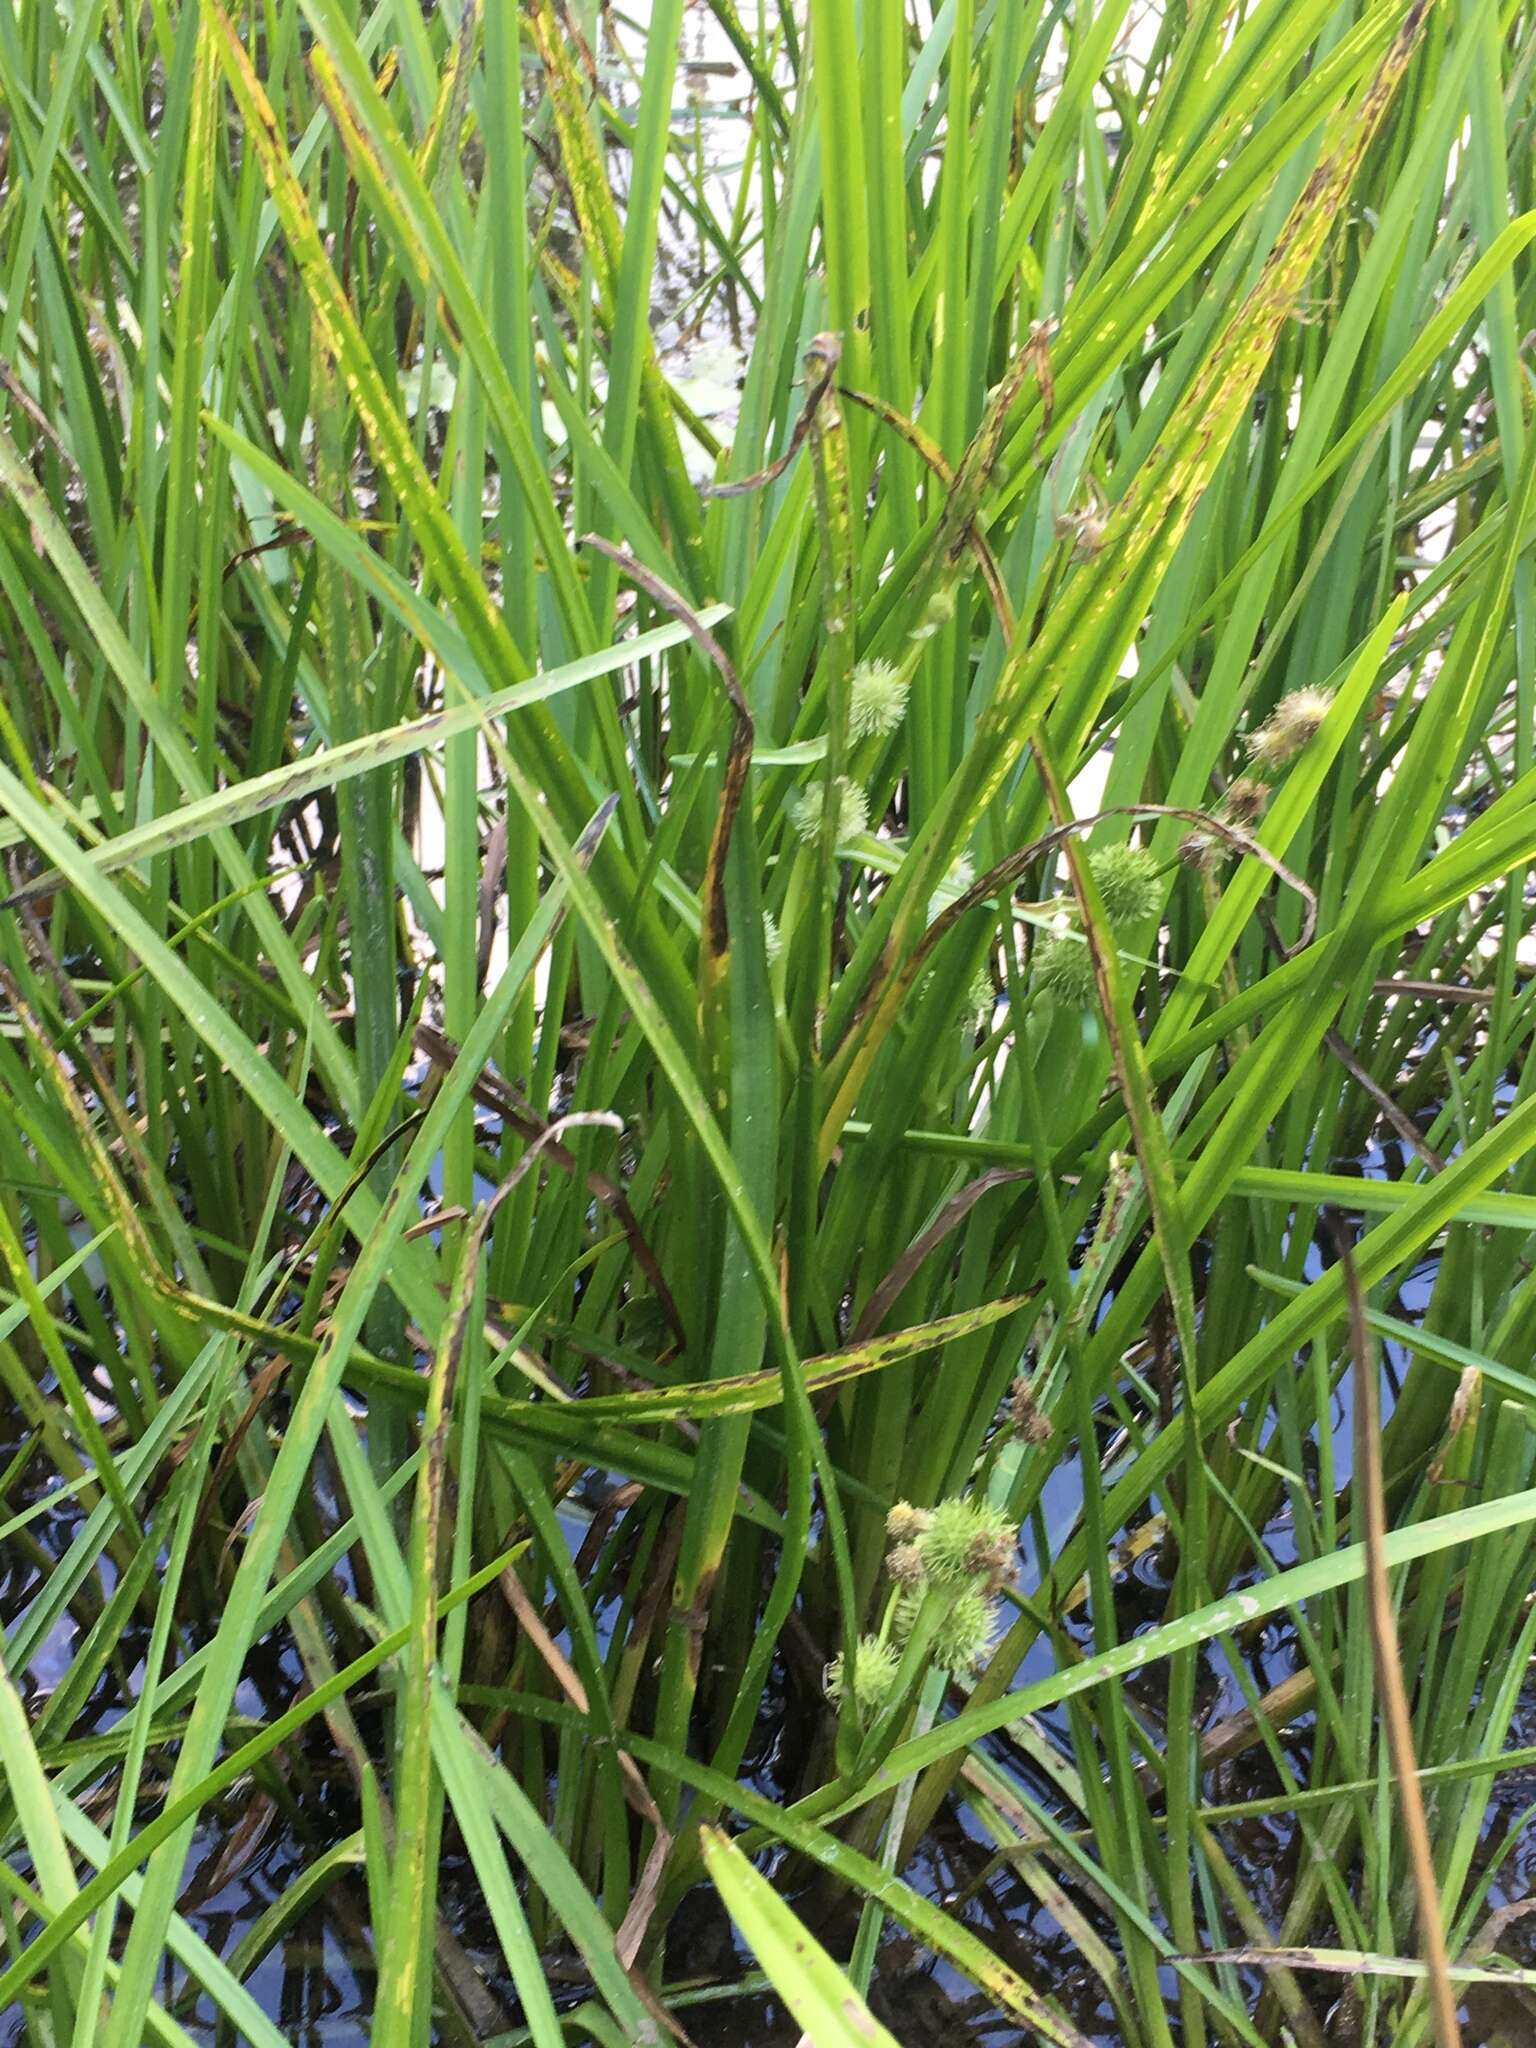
[2,1,1536,2042]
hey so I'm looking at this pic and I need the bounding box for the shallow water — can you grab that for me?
[6,1136,1525,2048]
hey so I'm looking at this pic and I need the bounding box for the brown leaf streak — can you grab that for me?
[853,1172,1030,1340]
[1337,1214,1463,2048]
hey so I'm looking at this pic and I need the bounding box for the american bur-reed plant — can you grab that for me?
[2,0,1536,2042]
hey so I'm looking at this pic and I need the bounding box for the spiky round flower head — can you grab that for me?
[892,1586,925,1647]
[917,1497,1020,1586]
[910,584,957,643]
[848,658,909,741]
[1055,497,1107,559]
[1178,829,1222,874]
[1087,844,1160,928]
[1246,686,1335,769]
[762,911,783,966]
[886,1541,928,1587]
[968,1531,1018,1590]
[789,776,869,846]
[930,1588,999,1673]
[886,1500,934,1543]
[1008,1374,1053,1445]
[1222,776,1269,828]
[824,1634,901,1724]
[1032,933,1097,1008]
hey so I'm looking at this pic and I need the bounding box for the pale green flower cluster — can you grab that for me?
[823,1494,1021,1724]
[848,657,909,740]
[788,776,869,845]
[1033,843,1162,1009]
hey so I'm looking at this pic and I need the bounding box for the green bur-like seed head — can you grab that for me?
[1032,933,1098,1007]
[848,658,909,740]
[789,776,869,846]
[916,1497,1019,1585]
[1087,843,1161,927]
[930,1588,999,1672]
[824,1634,902,1724]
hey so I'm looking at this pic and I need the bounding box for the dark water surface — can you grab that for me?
[6,1130,1534,2048]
